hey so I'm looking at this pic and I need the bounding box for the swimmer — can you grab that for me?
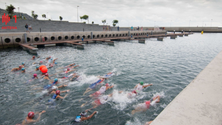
[69,65,79,69]
[21,110,46,125]
[86,93,113,109]
[128,82,153,98]
[72,109,98,123]
[57,63,76,69]
[21,68,26,73]
[83,78,105,95]
[57,68,76,77]
[47,58,58,68]
[11,65,22,72]
[61,73,79,81]
[25,74,38,84]
[131,95,160,115]
[32,56,35,60]
[42,73,51,81]
[89,83,114,98]
[22,62,25,67]
[43,78,59,90]
[33,74,38,79]
[33,61,44,65]
[98,72,114,79]
[48,90,68,101]
[45,56,51,60]
[35,66,39,71]
[50,87,70,95]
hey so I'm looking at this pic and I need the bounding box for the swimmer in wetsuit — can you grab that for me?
[87,93,113,109]
[47,90,68,105]
[21,110,46,125]
[83,78,105,95]
[127,82,153,98]
[131,95,160,115]
[89,83,114,98]
[72,109,98,123]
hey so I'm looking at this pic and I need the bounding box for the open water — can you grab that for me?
[0,33,222,125]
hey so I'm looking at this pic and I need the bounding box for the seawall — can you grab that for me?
[0,30,166,49]
[151,50,222,125]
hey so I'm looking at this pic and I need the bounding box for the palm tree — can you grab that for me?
[80,15,89,23]
[42,14,46,20]
[113,20,118,27]
[59,16,63,21]
[102,20,106,25]
[6,4,15,19]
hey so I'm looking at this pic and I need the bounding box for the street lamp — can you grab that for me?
[77,6,79,22]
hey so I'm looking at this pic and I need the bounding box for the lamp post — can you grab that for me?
[77,6,79,22]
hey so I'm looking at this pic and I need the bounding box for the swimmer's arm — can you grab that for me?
[143,84,153,88]
[28,110,46,123]
[50,91,56,94]
[58,85,67,88]
[61,90,69,93]
[81,111,97,121]
[108,85,114,89]
[134,84,138,89]
[57,94,68,99]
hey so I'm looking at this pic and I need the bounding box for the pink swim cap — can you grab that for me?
[105,83,109,86]
[33,74,37,77]
[40,61,43,63]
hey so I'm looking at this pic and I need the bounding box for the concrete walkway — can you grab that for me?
[151,51,222,125]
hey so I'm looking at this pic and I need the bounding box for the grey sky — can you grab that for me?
[1,0,221,27]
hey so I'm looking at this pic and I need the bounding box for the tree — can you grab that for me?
[113,20,118,27]
[33,14,38,19]
[6,4,15,19]
[80,15,89,23]
[102,20,106,25]
[92,21,94,24]
[59,16,63,21]
[31,11,38,19]
[42,14,46,20]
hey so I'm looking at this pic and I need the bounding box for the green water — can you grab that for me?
[0,33,222,125]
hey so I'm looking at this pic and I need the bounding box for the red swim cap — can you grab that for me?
[45,73,48,76]
[145,101,151,108]
[56,90,60,95]
[67,68,70,71]
[19,65,22,68]
[105,83,109,86]
[28,112,34,118]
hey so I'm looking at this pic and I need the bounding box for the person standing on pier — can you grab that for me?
[25,24,28,32]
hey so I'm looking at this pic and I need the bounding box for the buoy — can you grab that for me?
[201,31,204,34]
[39,65,46,71]
[41,67,48,73]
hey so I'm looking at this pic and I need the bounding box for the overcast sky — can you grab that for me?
[1,0,221,27]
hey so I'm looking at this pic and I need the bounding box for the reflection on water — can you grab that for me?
[0,33,222,125]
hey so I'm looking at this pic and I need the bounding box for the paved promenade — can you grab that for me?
[151,51,222,125]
